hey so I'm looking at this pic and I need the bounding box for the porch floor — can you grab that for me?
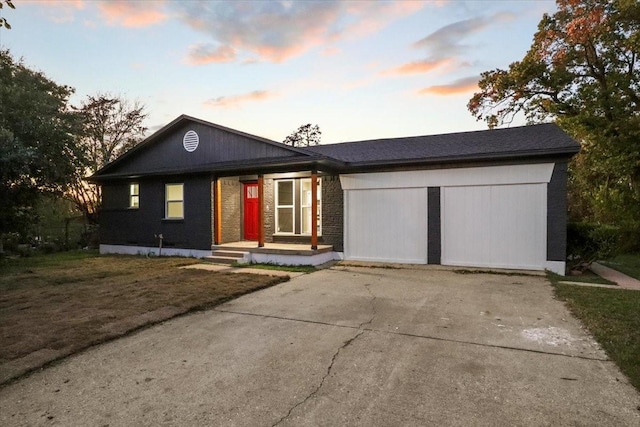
[212,241,333,256]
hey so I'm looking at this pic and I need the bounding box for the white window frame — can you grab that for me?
[165,183,184,219]
[129,183,139,209]
[275,179,295,234]
[300,178,322,236]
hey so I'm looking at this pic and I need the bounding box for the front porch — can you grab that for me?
[211,171,344,261]
[207,241,337,266]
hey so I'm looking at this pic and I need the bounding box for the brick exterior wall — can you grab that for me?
[100,176,211,250]
[263,178,275,243]
[320,175,343,251]
[221,177,241,243]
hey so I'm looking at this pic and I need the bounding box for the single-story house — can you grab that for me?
[90,115,579,275]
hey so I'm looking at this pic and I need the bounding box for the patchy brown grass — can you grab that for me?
[0,253,287,385]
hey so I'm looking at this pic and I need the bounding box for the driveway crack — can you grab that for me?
[271,330,365,427]
[272,286,376,426]
[359,283,377,329]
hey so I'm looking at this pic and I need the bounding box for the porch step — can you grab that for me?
[204,256,241,265]
[204,250,249,265]
[212,250,248,258]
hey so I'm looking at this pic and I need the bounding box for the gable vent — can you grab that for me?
[183,130,199,152]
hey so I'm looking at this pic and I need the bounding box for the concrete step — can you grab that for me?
[212,250,248,259]
[204,255,241,265]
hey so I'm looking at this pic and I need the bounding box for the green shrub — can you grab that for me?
[619,222,640,253]
[567,222,624,271]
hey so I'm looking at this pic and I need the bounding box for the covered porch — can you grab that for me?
[213,171,322,249]
[207,241,336,266]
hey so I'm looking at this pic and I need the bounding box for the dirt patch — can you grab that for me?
[0,254,288,385]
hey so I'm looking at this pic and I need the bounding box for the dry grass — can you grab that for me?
[0,252,287,385]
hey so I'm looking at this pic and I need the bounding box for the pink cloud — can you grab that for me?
[413,12,517,57]
[178,2,426,64]
[187,44,237,65]
[204,90,276,108]
[36,0,83,7]
[343,1,426,38]
[384,12,515,79]
[32,0,167,27]
[418,76,479,96]
[382,58,453,76]
[97,0,167,28]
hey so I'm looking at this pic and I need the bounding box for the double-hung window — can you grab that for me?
[129,183,139,209]
[165,183,184,219]
[275,180,294,233]
[275,178,322,235]
[301,178,321,235]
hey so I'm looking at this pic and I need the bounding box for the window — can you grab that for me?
[165,183,184,219]
[301,178,321,235]
[275,180,294,233]
[129,183,139,209]
[274,177,322,235]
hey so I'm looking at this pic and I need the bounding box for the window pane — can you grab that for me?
[301,206,311,234]
[247,186,258,199]
[167,201,183,218]
[130,183,139,196]
[166,184,183,201]
[130,195,139,208]
[277,207,293,233]
[277,181,293,205]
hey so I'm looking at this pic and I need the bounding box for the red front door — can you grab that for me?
[244,183,259,240]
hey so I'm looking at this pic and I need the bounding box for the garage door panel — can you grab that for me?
[442,184,546,270]
[346,188,427,263]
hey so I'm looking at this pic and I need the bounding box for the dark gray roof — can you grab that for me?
[90,119,579,181]
[307,123,579,166]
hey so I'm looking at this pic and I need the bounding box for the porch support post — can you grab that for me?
[214,178,222,245]
[258,174,265,248]
[311,170,318,250]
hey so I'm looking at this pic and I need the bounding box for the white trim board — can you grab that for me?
[100,244,211,259]
[340,163,555,190]
[100,244,343,266]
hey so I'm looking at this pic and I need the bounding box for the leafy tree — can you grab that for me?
[67,94,147,224]
[468,0,640,223]
[0,50,82,250]
[0,128,38,253]
[0,0,16,30]
[283,123,321,147]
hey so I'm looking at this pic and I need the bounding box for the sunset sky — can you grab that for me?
[1,0,558,143]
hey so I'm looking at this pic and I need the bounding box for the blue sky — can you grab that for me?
[0,0,558,143]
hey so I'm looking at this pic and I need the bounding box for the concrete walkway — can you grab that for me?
[1,267,638,426]
[591,262,640,290]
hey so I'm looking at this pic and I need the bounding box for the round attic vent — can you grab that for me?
[183,130,199,152]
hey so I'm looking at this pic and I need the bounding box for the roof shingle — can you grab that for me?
[307,123,579,165]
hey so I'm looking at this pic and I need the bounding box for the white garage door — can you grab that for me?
[441,184,547,270]
[345,188,427,263]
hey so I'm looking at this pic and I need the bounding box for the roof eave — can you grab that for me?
[341,146,580,170]
[88,155,345,182]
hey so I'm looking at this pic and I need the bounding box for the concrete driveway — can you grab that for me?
[1,266,639,426]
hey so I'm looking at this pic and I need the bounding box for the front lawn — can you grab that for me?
[549,276,640,391]
[601,253,640,280]
[0,252,287,385]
